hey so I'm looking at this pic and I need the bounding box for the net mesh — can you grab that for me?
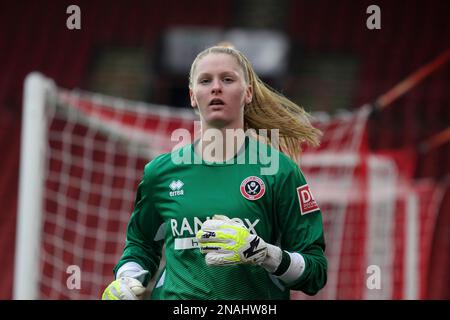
[34,84,443,299]
[295,114,444,299]
[40,89,195,299]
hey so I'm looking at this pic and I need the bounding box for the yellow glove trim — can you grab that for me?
[197,223,250,263]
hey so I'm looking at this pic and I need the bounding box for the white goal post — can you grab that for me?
[14,73,54,299]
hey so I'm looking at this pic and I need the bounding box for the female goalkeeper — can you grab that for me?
[102,45,327,300]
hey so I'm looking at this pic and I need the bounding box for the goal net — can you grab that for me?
[295,110,444,300]
[15,73,444,299]
[15,73,196,299]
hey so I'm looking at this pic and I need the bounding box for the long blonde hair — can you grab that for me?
[189,45,322,161]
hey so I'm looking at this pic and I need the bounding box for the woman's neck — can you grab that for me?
[195,125,246,163]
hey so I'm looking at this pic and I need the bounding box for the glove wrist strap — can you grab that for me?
[261,243,283,273]
[262,247,307,284]
[116,261,149,284]
[273,250,291,276]
[275,252,306,284]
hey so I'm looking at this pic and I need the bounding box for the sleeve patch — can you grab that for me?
[297,184,320,215]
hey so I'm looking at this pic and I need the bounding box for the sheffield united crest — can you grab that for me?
[240,176,265,200]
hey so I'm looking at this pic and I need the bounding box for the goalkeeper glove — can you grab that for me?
[102,270,148,300]
[196,215,282,272]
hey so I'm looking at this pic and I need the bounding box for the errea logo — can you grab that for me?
[169,180,184,197]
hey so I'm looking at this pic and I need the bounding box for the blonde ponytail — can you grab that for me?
[189,45,322,161]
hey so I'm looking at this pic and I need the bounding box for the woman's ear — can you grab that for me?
[189,89,197,108]
[244,84,253,105]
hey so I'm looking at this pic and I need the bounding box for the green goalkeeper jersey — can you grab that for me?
[113,136,327,300]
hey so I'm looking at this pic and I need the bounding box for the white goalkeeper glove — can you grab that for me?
[196,215,282,272]
[102,270,148,300]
